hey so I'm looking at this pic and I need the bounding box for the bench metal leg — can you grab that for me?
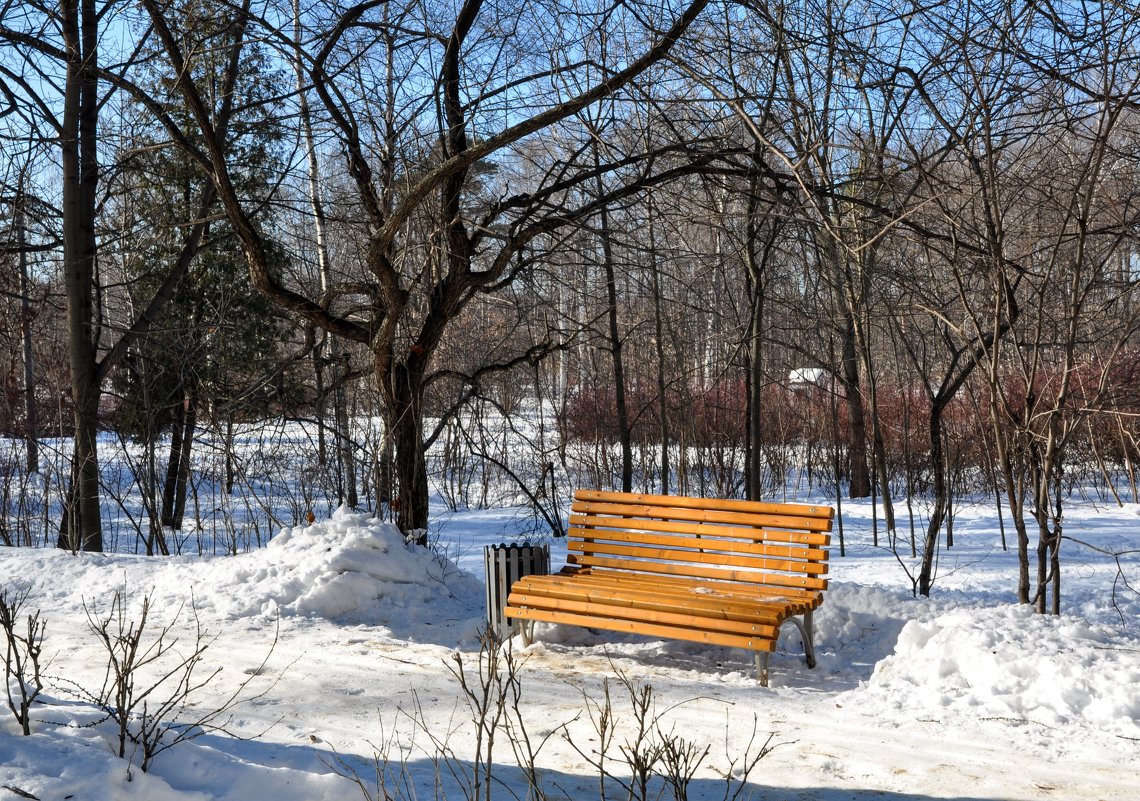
[519,620,534,647]
[755,652,769,687]
[784,611,817,669]
[803,610,816,668]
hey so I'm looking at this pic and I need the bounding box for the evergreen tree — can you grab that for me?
[109,0,293,546]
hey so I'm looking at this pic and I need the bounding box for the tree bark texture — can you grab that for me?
[58,0,103,552]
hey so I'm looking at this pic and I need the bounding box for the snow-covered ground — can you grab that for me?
[2,496,1139,800]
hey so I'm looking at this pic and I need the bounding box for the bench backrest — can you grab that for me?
[568,490,833,596]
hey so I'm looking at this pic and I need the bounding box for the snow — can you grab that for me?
[2,494,1139,800]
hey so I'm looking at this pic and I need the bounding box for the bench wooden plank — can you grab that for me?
[509,574,795,622]
[505,591,781,639]
[567,539,829,575]
[576,489,835,521]
[574,499,834,535]
[552,569,823,607]
[504,606,780,652]
[572,516,831,547]
[566,553,828,590]
[568,518,830,557]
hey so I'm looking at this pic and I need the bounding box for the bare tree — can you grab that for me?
[0,0,243,551]
[139,0,717,533]
[899,0,1140,609]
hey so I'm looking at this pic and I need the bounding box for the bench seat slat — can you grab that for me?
[505,590,781,638]
[566,521,829,560]
[572,515,831,548]
[509,574,806,622]
[574,500,834,536]
[567,539,828,575]
[567,553,828,591]
[504,606,778,652]
[555,570,821,607]
[545,569,822,609]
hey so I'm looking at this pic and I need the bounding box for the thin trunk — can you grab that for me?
[901,388,917,558]
[296,0,351,499]
[333,362,358,507]
[224,417,235,495]
[1121,420,1138,503]
[312,342,329,465]
[870,433,891,547]
[946,461,955,548]
[863,355,893,544]
[160,388,186,528]
[998,429,1032,605]
[647,203,670,494]
[172,388,197,530]
[17,194,39,474]
[599,197,632,492]
[840,312,871,498]
[743,168,766,502]
[161,383,197,534]
[1050,510,1061,616]
[59,0,103,552]
[828,371,846,557]
[918,405,948,596]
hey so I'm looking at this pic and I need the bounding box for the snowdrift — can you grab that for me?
[201,508,484,633]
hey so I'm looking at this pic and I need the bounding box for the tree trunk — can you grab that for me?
[860,324,893,545]
[58,0,103,552]
[333,356,358,508]
[743,165,768,502]
[388,362,429,538]
[600,201,632,493]
[16,191,39,474]
[918,404,949,596]
[172,389,197,530]
[161,388,186,529]
[840,312,871,498]
[647,203,670,495]
[996,426,1032,604]
[223,417,236,495]
[312,342,329,466]
[161,386,197,532]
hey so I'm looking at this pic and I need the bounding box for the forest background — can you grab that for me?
[2,0,1140,616]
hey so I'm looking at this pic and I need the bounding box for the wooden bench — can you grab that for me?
[505,490,833,686]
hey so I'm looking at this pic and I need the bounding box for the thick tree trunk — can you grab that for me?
[58,0,103,552]
[61,392,102,552]
[388,362,429,538]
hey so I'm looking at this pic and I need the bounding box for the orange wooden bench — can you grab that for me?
[505,490,833,686]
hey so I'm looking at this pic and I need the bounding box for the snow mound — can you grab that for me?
[816,584,913,653]
[859,604,1140,737]
[205,508,483,629]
